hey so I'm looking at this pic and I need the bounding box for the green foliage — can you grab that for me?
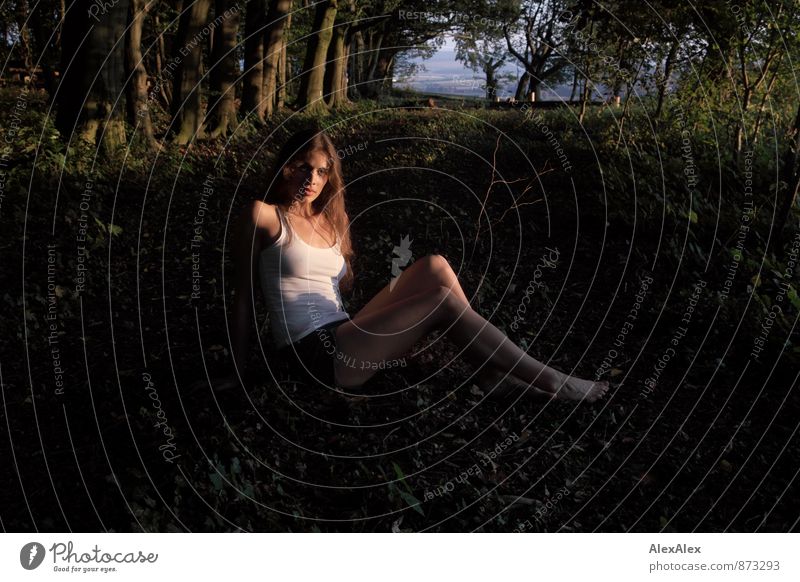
[390,462,425,516]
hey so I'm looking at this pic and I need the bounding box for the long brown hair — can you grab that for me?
[264,128,355,292]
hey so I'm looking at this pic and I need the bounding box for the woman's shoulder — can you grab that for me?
[240,200,281,247]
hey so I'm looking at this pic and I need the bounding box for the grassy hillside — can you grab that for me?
[2,88,798,532]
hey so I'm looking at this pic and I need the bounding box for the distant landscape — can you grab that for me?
[398,44,573,99]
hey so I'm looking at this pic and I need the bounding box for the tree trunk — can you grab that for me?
[752,67,780,145]
[615,56,647,148]
[384,56,396,93]
[277,10,291,109]
[360,28,385,98]
[514,71,529,101]
[733,88,752,165]
[654,39,679,118]
[126,0,157,149]
[31,1,60,98]
[297,0,338,113]
[15,1,34,78]
[569,66,579,102]
[339,41,350,103]
[324,24,348,108]
[771,103,800,257]
[531,77,541,102]
[347,29,364,100]
[484,62,498,101]
[55,0,130,152]
[153,11,172,109]
[55,2,84,134]
[170,0,212,144]
[363,44,395,99]
[206,0,241,138]
[241,0,265,121]
[261,0,292,119]
[733,37,754,164]
[578,77,590,124]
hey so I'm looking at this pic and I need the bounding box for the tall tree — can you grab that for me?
[502,0,569,101]
[772,102,800,256]
[14,1,34,80]
[455,30,509,101]
[261,0,292,119]
[344,2,406,99]
[297,0,338,113]
[126,0,158,149]
[323,9,350,109]
[241,0,265,121]
[170,0,212,144]
[730,1,788,160]
[150,7,173,109]
[56,0,130,151]
[276,8,292,109]
[205,0,241,138]
[347,1,452,99]
[28,1,64,97]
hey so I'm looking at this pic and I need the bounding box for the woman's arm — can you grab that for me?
[230,201,274,375]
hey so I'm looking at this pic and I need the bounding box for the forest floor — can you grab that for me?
[2,91,799,531]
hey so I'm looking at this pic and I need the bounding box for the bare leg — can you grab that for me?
[431,304,609,402]
[334,285,608,402]
[334,286,461,387]
[368,257,534,397]
[353,254,470,322]
[473,363,557,400]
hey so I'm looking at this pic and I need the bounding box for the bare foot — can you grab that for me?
[547,370,609,402]
[474,367,557,401]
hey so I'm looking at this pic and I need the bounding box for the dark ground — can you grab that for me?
[2,101,798,532]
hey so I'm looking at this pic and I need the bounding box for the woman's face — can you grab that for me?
[283,150,331,205]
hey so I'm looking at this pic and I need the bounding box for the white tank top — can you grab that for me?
[259,205,350,348]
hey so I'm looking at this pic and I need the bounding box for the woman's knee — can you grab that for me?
[431,284,469,322]
[423,254,453,276]
[412,253,452,280]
